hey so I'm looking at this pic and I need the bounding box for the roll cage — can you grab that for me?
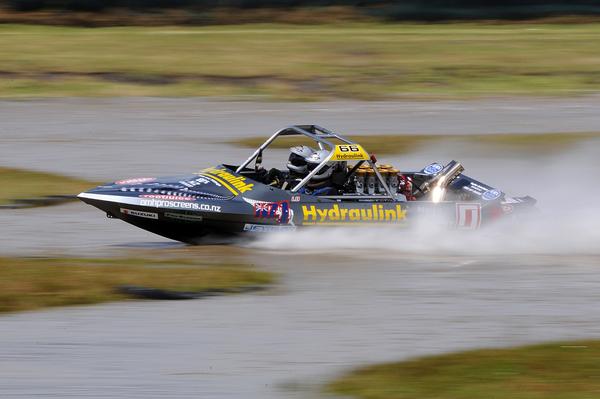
[235,125,396,200]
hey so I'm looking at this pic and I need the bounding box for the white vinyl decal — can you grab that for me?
[115,177,155,185]
[243,224,297,233]
[140,199,221,212]
[77,193,221,213]
[120,208,158,220]
[455,203,481,230]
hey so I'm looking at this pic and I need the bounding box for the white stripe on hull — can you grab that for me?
[78,192,144,206]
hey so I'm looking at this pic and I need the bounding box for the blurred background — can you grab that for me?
[1,2,600,399]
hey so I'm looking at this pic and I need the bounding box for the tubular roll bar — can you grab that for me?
[235,125,395,199]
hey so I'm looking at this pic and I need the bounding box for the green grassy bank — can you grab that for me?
[1,23,600,99]
[0,167,98,205]
[0,256,273,313]
[327,340,600,399]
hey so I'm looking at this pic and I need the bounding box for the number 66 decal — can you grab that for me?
[338,145,360,152]
[332,144,370,161]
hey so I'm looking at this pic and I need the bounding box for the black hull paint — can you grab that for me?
[80,197,249,243]
[78,164,536,244]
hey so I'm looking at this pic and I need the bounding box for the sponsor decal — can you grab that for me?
[243,198,292,224]
[302,204,407,224]
[140,198,221,212]
[198,167,254,194]
[455,203,481,230]
[423,163,443,175]
[141,194,194,201]
[291,195,301,202]
[115,177,155,185]
[463,182,491,196]
[179,177,212,188]
[254,200,291,224]
[331,144,370,161]
[482,189,502,201]
[120,208,158,220]
[164,212,204,222]
[243,224,297,233]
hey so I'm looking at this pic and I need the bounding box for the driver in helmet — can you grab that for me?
[287,145,314,178]
[261,145,314,188]
[261,145,314,189]
[301,149,340,195]
[269,146,345,194]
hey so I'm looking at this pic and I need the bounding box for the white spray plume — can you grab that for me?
[247,140,600,257]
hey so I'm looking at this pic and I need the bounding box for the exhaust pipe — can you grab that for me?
[419,160,464,202]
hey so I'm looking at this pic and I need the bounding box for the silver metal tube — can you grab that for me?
[370,161,395,198]
[291,152,335,192]
[236,127,289,173]
[237,125,344,173]
[438,161,464,188]
[237,125,373,194]
[418,160,464,193]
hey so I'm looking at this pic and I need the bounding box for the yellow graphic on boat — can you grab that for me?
[302,204,406,224]
[198,167,254,195]
[330,144,370,161]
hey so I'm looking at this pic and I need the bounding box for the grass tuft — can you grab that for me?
[1,23,600,99]
[327,340,600,399]
[0,256,274,314]
[0,167,98,205]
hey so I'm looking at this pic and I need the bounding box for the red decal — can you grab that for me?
[456,203,481,230]
[464,208,473,226]
[141,194,193,201]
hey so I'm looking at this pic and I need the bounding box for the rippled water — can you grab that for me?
[1,99,600,399]
[2,97,600,179]
[1,251,599,399]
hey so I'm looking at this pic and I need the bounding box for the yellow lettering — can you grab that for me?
[316,208,328,222]
[302,204,406,224]
[385,209,396,220]
[302,205,317,221]
[396,205,407,220]
[360,209,373,221]
[328,205,340,221]
[201,167,254,194]
[238,184,254,193]
[340,208,349,220]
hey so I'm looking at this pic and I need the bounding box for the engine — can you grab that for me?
[352,163,405,196]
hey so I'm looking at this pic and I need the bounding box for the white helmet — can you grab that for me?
[287,145,315,175]
[306,149,334,181]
